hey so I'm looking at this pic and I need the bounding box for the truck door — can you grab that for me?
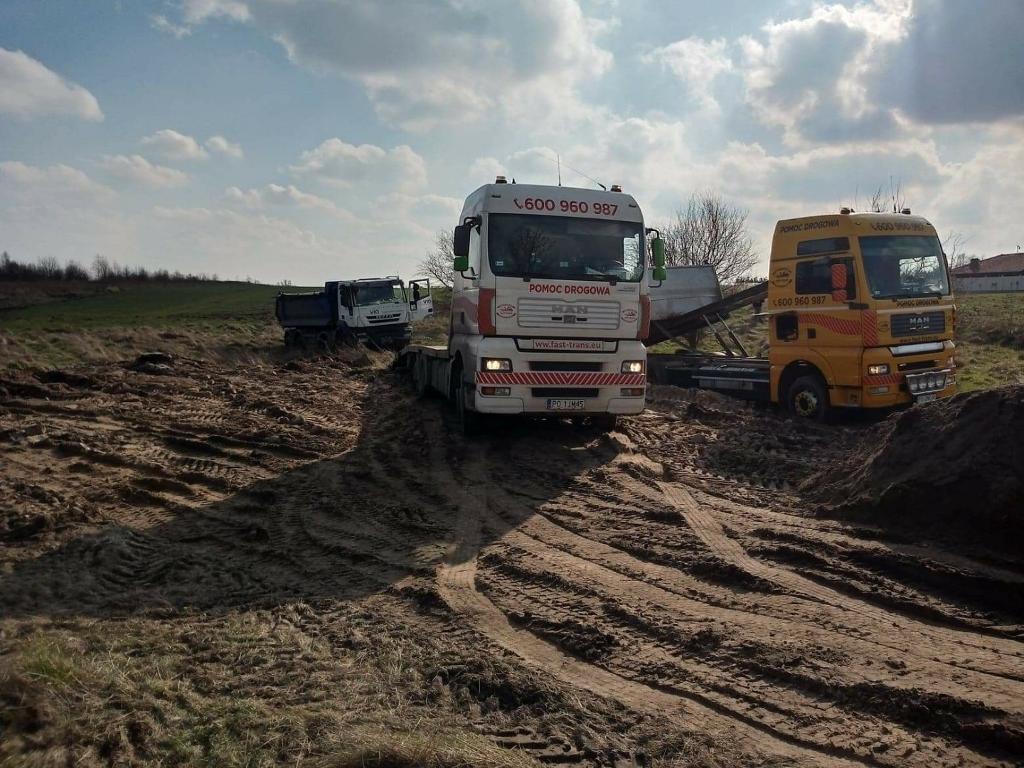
[409,278,433,321]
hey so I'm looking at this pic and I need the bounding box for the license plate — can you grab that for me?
[546,398,585,411]
[915,393,938,404]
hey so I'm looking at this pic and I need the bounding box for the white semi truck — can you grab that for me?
[399,177,666,433]
[276,276,432,350]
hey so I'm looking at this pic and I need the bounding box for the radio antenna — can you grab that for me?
[540,151,606,190]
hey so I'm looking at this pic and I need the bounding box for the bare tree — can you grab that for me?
[418,228,455,289]
[661,192,758,283]
[867,179,908,213]
[37,255,62,279]
[943,231,970,271]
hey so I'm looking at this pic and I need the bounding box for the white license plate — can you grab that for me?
[546,398,585,411]
[915,393,938,404]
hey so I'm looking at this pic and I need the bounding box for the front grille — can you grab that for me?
[891,311,945,337]
[531,388,599,398]
[517,298,621,330]
[897,360,936,372]
[529,361,602,372]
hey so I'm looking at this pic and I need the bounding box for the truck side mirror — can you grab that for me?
[830,259,848,301]
[453,224,470,258]
[651,237,666,268]
[653,266,668,282]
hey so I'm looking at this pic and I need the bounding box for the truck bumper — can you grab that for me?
[858,340,957,408]
[469,338,647,416]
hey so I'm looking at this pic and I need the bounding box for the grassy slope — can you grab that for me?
[648,293,1023,392]
[0,282,307,370]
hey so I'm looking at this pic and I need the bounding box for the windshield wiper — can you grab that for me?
[879,291,945,300]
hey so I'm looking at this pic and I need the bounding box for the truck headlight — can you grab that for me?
[483,358,512,371]
[867,364,889,375]
[621,360,645,374]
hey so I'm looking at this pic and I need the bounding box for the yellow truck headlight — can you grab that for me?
[483,358,512,371]
[867,364,890,375]
[621,360,644,374]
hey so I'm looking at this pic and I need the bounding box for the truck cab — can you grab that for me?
[277,275,431,350]
[444,178,663,426]
[767,210,956,417]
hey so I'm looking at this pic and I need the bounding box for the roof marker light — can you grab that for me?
[495,175,507,184]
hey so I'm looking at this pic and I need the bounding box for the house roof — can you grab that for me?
[952,252,1024,276]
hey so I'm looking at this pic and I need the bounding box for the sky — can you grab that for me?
[1,0,1022,284]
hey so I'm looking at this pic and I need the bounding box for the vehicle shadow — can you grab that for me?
[0,378,617,620]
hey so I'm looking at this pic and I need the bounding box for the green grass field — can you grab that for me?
[0,282,294,370]
[1,282,1020,390]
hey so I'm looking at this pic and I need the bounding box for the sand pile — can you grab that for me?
[804,386,1024,555]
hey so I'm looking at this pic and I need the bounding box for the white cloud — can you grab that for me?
[151,14,192,38]
[289,138,427,193]
[225,183,352,218]
[167,0,613,130]
[98,155,189,188]
[205,135,244,158]
[0,162,132,264]
[643,37,733,113]
[0,161,114,203]
[468,157,508,182]
[0,47,103,121]
[739,2,911,145]
[140,129,209,161]
[181,0,250,23]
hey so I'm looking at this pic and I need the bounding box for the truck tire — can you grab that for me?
[414,359,430,398]
[787,375,831,422]
[591,413,618,432]
[455,375,481,437]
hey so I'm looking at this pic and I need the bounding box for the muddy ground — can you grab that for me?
[1,351,1023,767]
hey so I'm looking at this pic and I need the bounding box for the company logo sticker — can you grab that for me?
[496,303,516,319]
[621,308,638,322]
[771,267,792,287]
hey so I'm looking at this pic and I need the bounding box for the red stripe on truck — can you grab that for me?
[476,371,646,386]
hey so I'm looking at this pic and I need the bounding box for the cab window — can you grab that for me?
[795,260,832,294]
[797,237,850,256]
[795,257,857,299]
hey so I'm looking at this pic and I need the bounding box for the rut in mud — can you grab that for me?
[2,357,1023,767]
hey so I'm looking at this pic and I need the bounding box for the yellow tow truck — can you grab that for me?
[647,208,957,420]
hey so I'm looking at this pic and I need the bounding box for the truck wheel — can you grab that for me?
[455,376,481,437]
[414,360,430,398]
[591,413,618,432]
[787,375,831,422]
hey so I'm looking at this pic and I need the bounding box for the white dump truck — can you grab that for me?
[398,177,666,433]
[276,276,432,350]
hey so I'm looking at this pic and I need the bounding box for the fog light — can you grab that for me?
[867,364,889,375]
[908,377,920,393]
[621,360,644,374]
[621,387,645,396]
[483,358,512,371]
[480,386,510,396]
[869,386,890,394]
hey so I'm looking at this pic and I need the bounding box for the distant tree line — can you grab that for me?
[0,252,218,283]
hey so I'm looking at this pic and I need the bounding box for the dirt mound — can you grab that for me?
[805,386,1024,555]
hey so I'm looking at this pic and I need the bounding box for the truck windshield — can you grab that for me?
[859,235,950,299]
[354,283,404,305]
[488,214,644,282]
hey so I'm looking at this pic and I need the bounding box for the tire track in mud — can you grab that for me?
[433,441,879,767]
[481,483,1022,765]
[627,478,1024,680]
[425,418,1024,766]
